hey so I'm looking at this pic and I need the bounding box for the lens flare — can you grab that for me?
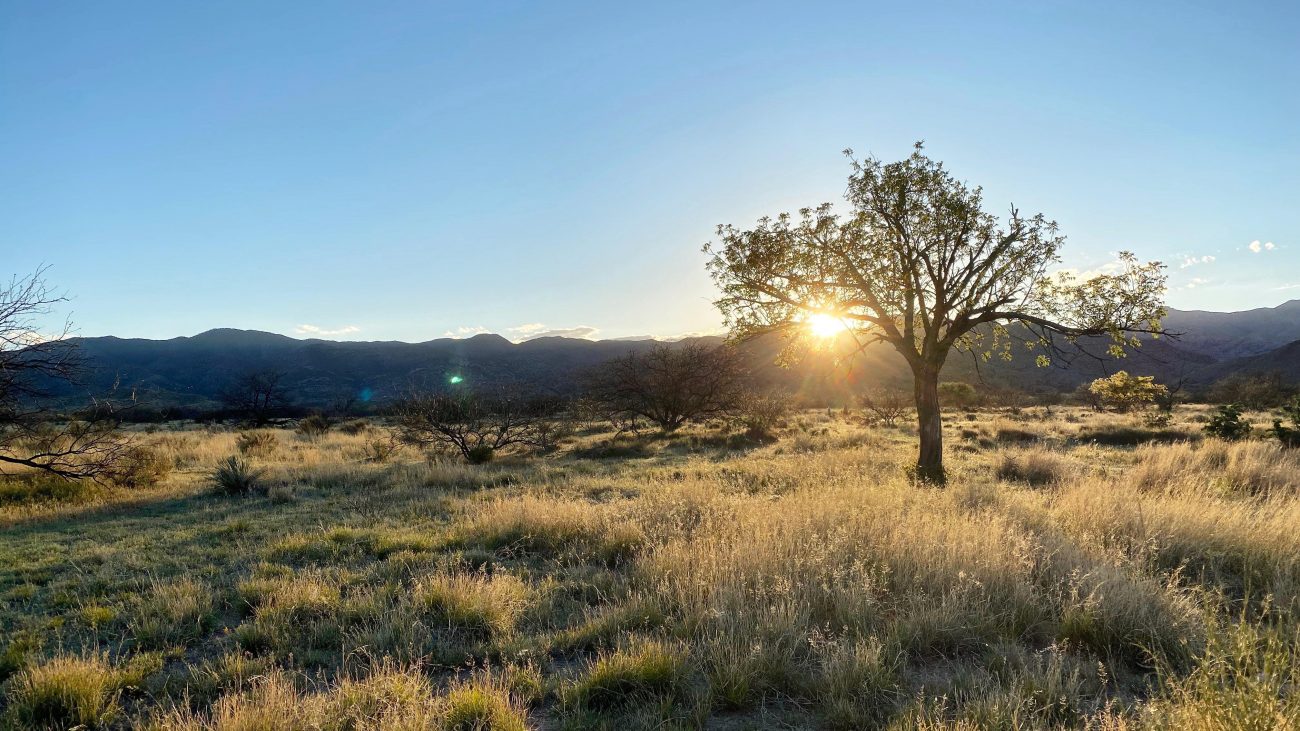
[448,375,464,384]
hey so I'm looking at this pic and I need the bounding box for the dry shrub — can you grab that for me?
[235,430,278,457]
[995,447,1070,487]
[107,445,172,488]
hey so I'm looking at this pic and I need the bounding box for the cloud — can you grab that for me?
[1179,255,1216,268]
[442,325,489,338]
[295,323,361,337]
[1248,240,1276,253]
[509,324,600,342]
[1275,283,1300,291]
[1181,277,1211,290]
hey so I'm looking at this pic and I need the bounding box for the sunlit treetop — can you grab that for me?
[705,143,1167,369]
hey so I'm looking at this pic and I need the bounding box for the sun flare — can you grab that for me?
[806,312,848,339]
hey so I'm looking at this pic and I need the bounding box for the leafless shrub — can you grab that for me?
[392,390,556,464]
[860,389,909,427]
[584,343,749,433]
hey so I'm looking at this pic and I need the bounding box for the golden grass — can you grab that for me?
[1,408,1298,728]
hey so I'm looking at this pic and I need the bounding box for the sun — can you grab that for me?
[806,312,848,339]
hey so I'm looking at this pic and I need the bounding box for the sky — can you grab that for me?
[3,1,1297,343]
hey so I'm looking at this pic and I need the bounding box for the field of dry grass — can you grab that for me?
[1,406,1298,729]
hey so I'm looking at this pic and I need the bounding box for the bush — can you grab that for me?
[1272,397,1300,448]
[106,445,172,488]
[995,448,1068,487]
[296,413,332,438]
[737,392,792,439]
[211,456,264,496]
[1204,404,1253,441]
[861,389,909,427]
[466,444,495,464]
[235,430,278,456]
[336,419,370,435]
[938,382,979,409]
[1088,371,1167,412]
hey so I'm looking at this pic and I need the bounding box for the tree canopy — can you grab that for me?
[705,143,1166,481]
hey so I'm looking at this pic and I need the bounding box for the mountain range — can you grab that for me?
[37,300,1300,411]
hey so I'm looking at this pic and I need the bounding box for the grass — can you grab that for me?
[0,407,1297,728]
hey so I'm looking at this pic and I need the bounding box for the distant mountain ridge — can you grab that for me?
[38,300,1300,409]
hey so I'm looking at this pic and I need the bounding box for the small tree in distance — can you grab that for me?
[220,370,289,426]
[585,342,748,433]
[861,388,909,427]
[706,143,1166,482]
[1087,371,1167,413]
[392,390,553,464]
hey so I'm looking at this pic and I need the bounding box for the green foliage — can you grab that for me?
[1272,397,1300,448]
[1205,404,1253,441]
[1088,370,1168,412]
[466,444,496,464]
[211,455,264,495]
[938,382,979,409]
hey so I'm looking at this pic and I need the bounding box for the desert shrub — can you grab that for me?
[235,430,277,456]
[1206,371,1298,410]
[3,654,124,730]
[995,448,1068,487]
[106,445,172,488]
[1204,404,1253,441]
[737,391,792,439]
[362,438,399,463]
[466,444,495,464]
[336,418,370,435]
[296,413,332,438]
[938,382,979,409]
[1272,397,1300,448]
[1088,370,1167,412]
[861,388,910,427]
[211,456,264,496]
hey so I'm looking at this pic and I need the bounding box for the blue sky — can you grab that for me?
[3,1,1297,342]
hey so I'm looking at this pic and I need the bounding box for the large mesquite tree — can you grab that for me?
[705,144,1166,482]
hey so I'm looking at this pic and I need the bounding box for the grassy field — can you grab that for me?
[1,407,1298,729]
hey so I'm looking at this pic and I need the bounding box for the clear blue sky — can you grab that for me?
[3,1,1297,342]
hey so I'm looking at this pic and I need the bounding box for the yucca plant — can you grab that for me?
[210,456,263,496]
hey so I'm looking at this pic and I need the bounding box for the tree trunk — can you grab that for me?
[913,363,945,484]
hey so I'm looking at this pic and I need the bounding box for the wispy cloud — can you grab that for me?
[1181,277,1211,290]
[1248,240,1276,253]
[295,323,361,337]
[442,325,489,338]
[1275,283,1300,291]
[507,323,600,342]
[1179,255,1216,268]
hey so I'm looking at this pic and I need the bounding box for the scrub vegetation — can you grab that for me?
[2,405,1299,729]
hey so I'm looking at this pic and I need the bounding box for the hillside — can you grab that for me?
[37,301,1300,409]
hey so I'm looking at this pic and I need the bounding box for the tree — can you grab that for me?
[0,267,130,479]
[860,388,909,427]
[584,343,748,432]
[220,370,289,426]
[1087,371,1168,413]
[938,382,979,409]
[705,143,1165,482]
[392,390,553,463]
